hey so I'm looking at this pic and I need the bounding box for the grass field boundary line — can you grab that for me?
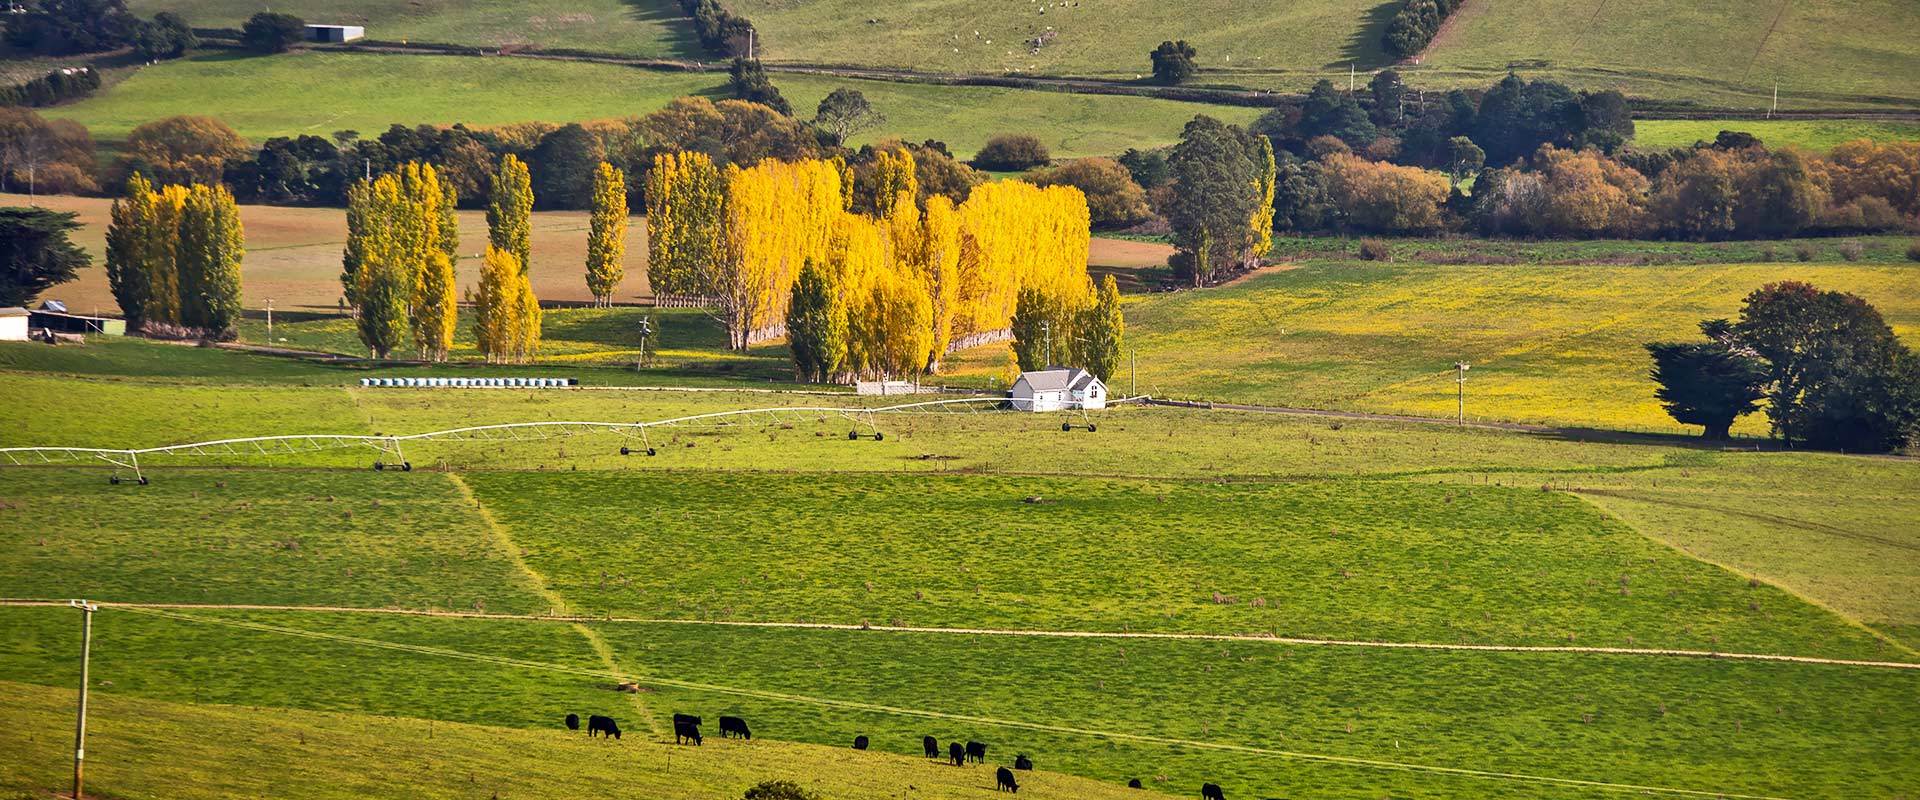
[96,605,1800,800]
[7,600,1914,670]
[444,472,664,735]
[1568,491,1920,662]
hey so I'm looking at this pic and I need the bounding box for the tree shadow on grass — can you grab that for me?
[1329,0,1402,71]
[616,0,709,61]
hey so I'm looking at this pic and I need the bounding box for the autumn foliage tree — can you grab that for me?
[104,175,245,338]
[585,161,627,307]
[1318,152,1448,234]
[119,115,248,186]
[487,154,534,272]
[645,150,723,297]
[341,162,459,360]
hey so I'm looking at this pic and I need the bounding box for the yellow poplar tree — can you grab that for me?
[716,158,841,349]
[645,151,721,297]
[585,161,627,307]
[142,184,189,327]
[487,154,534,274]
[954,180,1092,339]
[471,245,519,364]
[176,183,245,338]
[872,148,918,218]
[919,195,961,371]
[513,265,542,363]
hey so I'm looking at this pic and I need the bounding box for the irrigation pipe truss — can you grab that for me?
[107,605,1798,800]
[0,396,1071,479]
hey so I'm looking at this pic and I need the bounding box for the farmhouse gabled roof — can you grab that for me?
[0,307,29,318]
[1016,366,1097,392]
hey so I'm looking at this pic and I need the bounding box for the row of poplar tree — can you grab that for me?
[339,155,629,361]
[104,175,245,339]
[647,149,1119,382]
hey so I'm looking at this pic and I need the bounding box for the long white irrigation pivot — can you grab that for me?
[0,398,1030,483]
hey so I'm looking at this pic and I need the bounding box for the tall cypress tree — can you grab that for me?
[106,174,157,329]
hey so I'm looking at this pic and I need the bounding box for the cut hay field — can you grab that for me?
[42,51,1261,158]
[1632,119,1920,151]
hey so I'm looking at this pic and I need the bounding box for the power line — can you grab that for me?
[109,606,1798,800]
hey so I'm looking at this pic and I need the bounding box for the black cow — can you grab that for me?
[949,741,966,766]
[1014,754,1033,771]
[923,736,940,759]
[996,766,1020,793]
[966,741,987,764]
[673,714,702,746]
[1128,778,1143,789]
[853,735,869,750]
[564,713,580,731]
[1201,782,1225,800]
[718,716,751,740]
[586,714,621,740]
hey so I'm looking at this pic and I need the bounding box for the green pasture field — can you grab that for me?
[1632,119,1920,151]
[599,621,1920,800]
[42,50,1260,159]
[0,469,545,612]
[1055,260,1920,435]
[2,605,1913,800]
[1419,453,1920,654]
[0,678,1175,800]
[461,470,1892,658]
[1413,0,1920,111]
[731,0,1388,81]
[127,0,703,59]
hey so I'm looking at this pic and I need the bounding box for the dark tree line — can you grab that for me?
[0,67,99,108]
[1649,282,1920,452]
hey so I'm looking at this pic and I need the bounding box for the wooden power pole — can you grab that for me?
[71,599,98,800]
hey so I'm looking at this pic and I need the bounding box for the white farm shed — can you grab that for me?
[1010,367,1107,411]
[0,307,29,342]
[306,24,365,43]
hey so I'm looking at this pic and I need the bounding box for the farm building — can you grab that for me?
[29,308,124,336]
[306,24,365,43]
[0,307,28,342]
[1010,367,1107,411]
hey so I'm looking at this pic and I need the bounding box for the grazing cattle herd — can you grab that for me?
[561,711,1226,797]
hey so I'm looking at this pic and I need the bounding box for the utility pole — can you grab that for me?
[1454,361,1470,424]
[266,297,273,341]
[1130,347,1137,397]
[1041,321,1052,367]
[1349,62,1355,93]
[634,316,653,371]
[70,599,98,800]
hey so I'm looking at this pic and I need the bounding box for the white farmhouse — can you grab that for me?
[0,307,28,342]
[1009,366,1107,411]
